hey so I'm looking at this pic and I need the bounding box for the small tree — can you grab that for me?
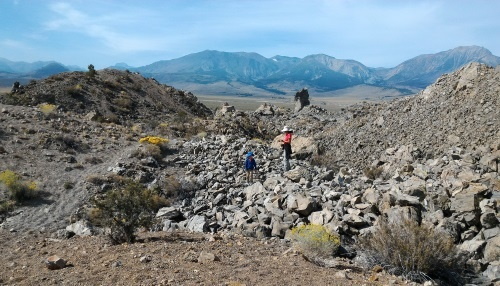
[87,64,96,78]
[91,181,166,244]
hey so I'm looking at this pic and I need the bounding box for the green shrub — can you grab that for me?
[0,170,37,203]
[90,181,167,244]
[289,224,341,260]
[357,218,464,284]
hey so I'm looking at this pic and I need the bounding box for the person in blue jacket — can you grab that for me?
[244,151,257,183]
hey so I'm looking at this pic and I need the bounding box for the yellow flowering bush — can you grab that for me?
[0,170,37,202]
[289,224,341,258]
[139,136,169,145]
[38,103,57,116]
[0,170,20,188]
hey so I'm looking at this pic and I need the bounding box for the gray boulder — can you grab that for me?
[66,220,93,236]
[186,215,208,232]
[484,235,500,262]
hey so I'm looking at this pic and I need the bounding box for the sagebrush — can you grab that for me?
[357,217,464,284]
[90,181,167,244]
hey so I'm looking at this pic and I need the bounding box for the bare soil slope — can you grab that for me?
[0,229,406,286]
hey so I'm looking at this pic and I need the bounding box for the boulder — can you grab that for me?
[156,207,183,220]
[271,136,318,158]
[362,188,381,205]
[283,166,312,183]
[480,212,499,229]
[436,218,461,243]
[308,209,334,225]
[271,217,290,238]
[45,255,67,270]
[244,182,266,200]
[450,184,489,213]
[482,261,500,283]
[198,251,220,263]
[186,215,208,232]
[66,220,93,236]
[342,213,368,228]
[483,226,500,240]
[484,235,500,262]
[293,195,319,216]
[385,206,421,224]
[459,239,486,259]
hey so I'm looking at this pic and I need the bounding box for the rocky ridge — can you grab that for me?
[1,69,212,122]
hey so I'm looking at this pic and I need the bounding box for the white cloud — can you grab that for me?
[0,39,30,50]
[43,2,171,53]
[10,0,499,68]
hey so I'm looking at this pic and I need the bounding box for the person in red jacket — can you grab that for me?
[281,126,293,171]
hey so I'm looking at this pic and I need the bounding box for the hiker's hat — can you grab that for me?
[281,126,293,132]
[246,151,254,157]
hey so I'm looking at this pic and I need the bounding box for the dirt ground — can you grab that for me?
[0,229,408,286]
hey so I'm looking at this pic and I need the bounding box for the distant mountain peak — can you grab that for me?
[1,46,499,98]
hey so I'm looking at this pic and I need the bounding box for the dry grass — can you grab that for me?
[363,166,384,180]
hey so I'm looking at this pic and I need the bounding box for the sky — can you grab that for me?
[1,0,500,69]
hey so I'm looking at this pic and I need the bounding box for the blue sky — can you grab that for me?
[1,0,500,69]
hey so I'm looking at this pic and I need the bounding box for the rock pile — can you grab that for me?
[140,133,498,282]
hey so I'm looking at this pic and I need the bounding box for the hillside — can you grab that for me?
[316,62,500,170]
[0,64,498,285]
[1,69,212,123]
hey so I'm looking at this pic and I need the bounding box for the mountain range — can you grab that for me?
[2,46,499,98]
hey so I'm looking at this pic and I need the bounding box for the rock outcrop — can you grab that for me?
[294,88,310,112]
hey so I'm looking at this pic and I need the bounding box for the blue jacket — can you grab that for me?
[245,157,257,170]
